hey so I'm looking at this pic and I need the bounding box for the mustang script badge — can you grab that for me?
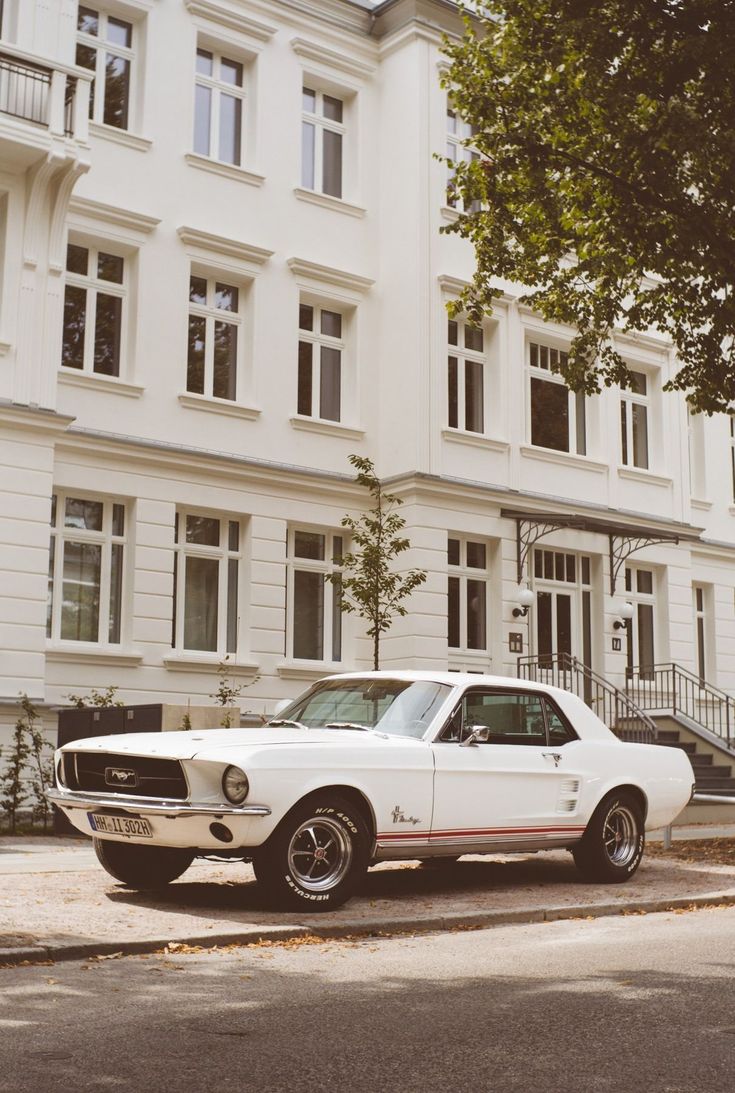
[391,805,421,825]
[105,767,138,788]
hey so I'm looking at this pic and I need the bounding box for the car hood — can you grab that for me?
[60,726,421,760]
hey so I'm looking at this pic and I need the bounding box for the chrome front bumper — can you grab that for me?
[48,787,271,820]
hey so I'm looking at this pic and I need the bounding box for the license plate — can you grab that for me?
[88,813,153,838]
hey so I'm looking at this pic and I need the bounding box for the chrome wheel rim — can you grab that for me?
[288,816,353,892]
[603,805,639,866]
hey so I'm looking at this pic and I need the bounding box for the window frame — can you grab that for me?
[528,338,587,456]
[47,491,127,646]
[171,511,244,656]
[301,85,346,199]
[437,688,578,746]
[286,526,344,664]
[186,269,244,403]
[447,535,491,660]
[445,104,481,213]
[76,5,135,132]
[447,317,487,435]
[193,44,247,166]
[61,239,128,379]
[297,299,347,423]
[620,369,651,470]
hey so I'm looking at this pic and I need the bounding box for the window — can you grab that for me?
[297,302,343,422]
[624,566,655,680]
[693,584,709,684]
[446,106,480,213]
[47,494,125,644]
[448,318,485,433]
[448,537,489,654]
[301,87,343,198]
[187,274,241,401]
[172,513,242,654]
[729,416,735,503]
[620,371,649,469]
[529,341,586,455]
[193,47,245,166]
[287,529,343,662]
[442,690,577,745]
[61,242,125,377]
[76,6,133,130]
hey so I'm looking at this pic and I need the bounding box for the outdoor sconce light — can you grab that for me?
[512,587,536,618]
[613,601,635,630]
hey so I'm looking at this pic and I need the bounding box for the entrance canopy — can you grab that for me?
[500,509,702,595]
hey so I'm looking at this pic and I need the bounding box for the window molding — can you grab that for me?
[441,428,509,453]
[45,644,143,666]
[184,151,264,187]
[293,186,366,218]
[178,225,273,272]
[164,651,259,674]
[617,466,673,488]
[185,0,277,45]
[58,370,144,398]
[290,36,376,83]
[290,415,364,441]
[88,121,152,151]
[287,256,373,302]
[178,392,261,420]
[520,445,609,474]
[68,195,160,238]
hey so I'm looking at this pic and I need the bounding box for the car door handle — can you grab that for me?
[543,752,562,767]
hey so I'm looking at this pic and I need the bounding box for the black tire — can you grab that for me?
[252,794,370,912]
[93,838,195,889]
[572,791,645,883]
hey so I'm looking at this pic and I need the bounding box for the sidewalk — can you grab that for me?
[2,830,735,966]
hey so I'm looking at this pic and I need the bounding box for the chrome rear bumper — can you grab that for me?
[48,787,271,820]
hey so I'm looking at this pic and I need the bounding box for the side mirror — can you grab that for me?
[460,725,491,747]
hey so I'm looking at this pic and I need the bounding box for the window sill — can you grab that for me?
[520,445,608,473]
[442,428,509,453]
[89,121,152,152]
[59,369,144,398]
[290,415,365,441]
[293,187,366,219]
[277,661,345,681]
[440,205,461,223]
[617,466,673,488]
[178,393,261,420]
[691,497,713,511]
[184,153,265,188]
[45,644,143,666]
[164,653,260,675]
[0,339,11,356]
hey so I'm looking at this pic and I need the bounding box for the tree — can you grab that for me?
[64,686,124,708]
[442,1,735,412]
[0,709,31,833]
[327,455,427,670]
[23,696,55,832]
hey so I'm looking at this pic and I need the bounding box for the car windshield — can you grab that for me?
[272,679,452,739]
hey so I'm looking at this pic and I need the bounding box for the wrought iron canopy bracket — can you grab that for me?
[608,534,679,596]
[513,517,575,585]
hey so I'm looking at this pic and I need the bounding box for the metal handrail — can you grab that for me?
[0,53,51,128]
[517,652,656,743]
[625,662,734,749]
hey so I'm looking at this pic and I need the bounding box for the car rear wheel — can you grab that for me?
[572,791,645,883]
[252,793,370,912]
[93,838,195,889]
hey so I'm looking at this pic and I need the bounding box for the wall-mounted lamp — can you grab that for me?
[512,587,536,618]
[613,601,635,630]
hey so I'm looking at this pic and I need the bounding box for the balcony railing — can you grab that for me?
[517,652,657,743]
[625,663,735,750]
[0,48,88,142]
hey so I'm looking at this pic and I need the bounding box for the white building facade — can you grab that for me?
[2,0,735,742]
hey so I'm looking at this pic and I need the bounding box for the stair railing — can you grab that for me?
[625,663,734,749]
[516,652,656,743]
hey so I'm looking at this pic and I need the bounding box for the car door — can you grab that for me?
[429,688,585,851]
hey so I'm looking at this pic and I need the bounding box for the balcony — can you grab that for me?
[0,45,90,168]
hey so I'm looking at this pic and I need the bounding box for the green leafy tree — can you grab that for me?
[209,657,259,727]
[442,1,735,412]
[0,710,31,833]
[327,455,427,670]
[23,697,55,832]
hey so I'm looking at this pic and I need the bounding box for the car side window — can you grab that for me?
[460,691,547,746]
[544,700,578,745]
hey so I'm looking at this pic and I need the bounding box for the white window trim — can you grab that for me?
[527,337,588,458]
[47,491,128,648]
[297,301,345,423]
[187,271,244,402]
[301,86,345,197]
[61,238,129,380]
[172,510,244,656]
[448,535,491,663]
[620,369,651,471]
[445,105,480,215]
[285,527,344,665]
[447,316,489,436]
[77,5,138,133]
[194,44,247,167]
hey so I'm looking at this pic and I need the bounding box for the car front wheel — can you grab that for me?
[572,792,645,883]
[252,794,370,912]
[93,838,195,889]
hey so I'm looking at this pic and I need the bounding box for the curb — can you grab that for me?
[3,889,735,968]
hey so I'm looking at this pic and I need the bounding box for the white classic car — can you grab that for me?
[50,671,694,911]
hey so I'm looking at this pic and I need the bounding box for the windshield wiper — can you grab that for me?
[323,721,372,731]
[268,718,308,729]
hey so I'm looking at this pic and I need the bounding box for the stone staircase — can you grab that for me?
[653,717,735,797]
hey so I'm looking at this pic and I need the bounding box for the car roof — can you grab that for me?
[322,669,568,697]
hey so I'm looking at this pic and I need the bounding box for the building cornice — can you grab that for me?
[290,35,377,79]
[287,256,375,294]
[0,401,75,434]
[177,226,274,268]
[185,0,278,41]
[68,196,160,235]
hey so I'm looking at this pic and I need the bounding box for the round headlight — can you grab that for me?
[222,765,249,804]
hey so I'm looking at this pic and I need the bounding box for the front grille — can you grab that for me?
[62,752,188,800]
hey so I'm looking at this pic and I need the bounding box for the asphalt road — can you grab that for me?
[2,907,735,1093]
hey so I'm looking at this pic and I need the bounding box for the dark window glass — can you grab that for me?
[194,83,211,155]
[575,390,586,455]
[213,321,237,400]
[97,252,123,284]
[637,570,653,595]
[555,552,565,581]
[531,377,569,451]
[581,556,590,585]
[215,283,238,316]
[297,341,313,416]
[219,93,242,164]
[107,16,132,48]
[448,575,460,648]
[465,359,483,432]
[183,556,219,651]
[620,400,628,463]
[321,310,342,339]
[103,53,129,129]
[61,541,101,641]
[299,304,314,332]
[226,557,238,654]
[448,320,458,346]
[557,594,572,655]
[466,541,486,569]
[293,570,324,660]
[696,587,704,611]
[196,49,213,77]
[537,590,552,665]
[108,542,123,643]
[221,57,243,87]
[228,521,240,551]
[638,602,655,677]
[331,573,342,661]
[77,6,98,34]
[66,244,88,275]
[323,94,343,123]
[65,498,103,531]
[322,129,342,198]
[448,356,458,428]
[187,315,206,394]
[189,276,207,305]
[463,692,546,746]
[464,325,483,352]
[294,531,325,560]
[466,579,486,650]
[320,346,341,421]
[566,554,576,583]
[545,701,577,744]
[93,293,122,376]
[112,504,125,536]
[447,538,460,566]
[61,286,87,369]
[630,371,647,395]
[186,515,220,546]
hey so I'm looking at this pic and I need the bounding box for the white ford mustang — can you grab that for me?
[50,671,694,911]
